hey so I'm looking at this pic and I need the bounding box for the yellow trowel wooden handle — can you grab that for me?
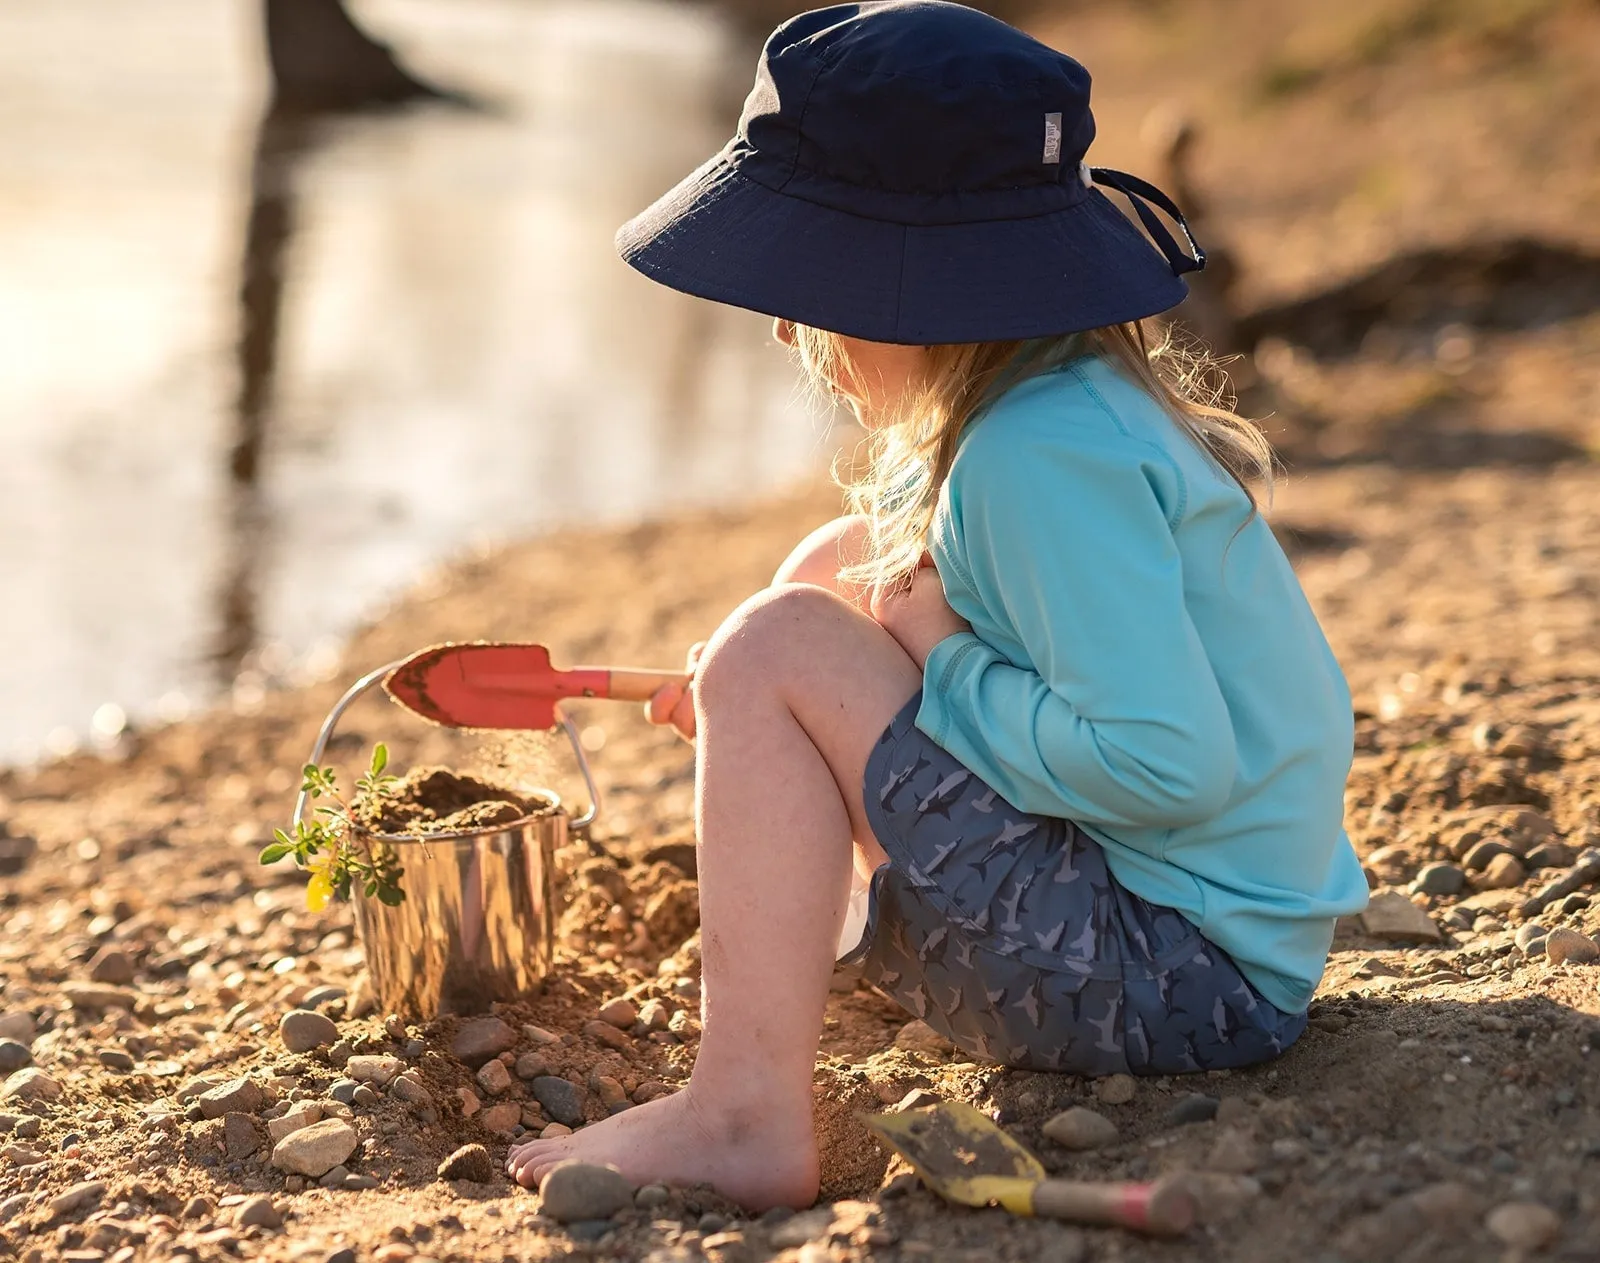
[1029,1174,1195,1235]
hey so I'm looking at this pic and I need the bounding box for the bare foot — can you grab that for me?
[505,1088,819,1212]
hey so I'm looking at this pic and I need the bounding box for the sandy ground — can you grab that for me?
[4,2,1600,1261]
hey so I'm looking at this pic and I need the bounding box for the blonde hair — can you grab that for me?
[792,320,1274,591]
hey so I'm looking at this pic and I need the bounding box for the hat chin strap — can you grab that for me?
[1088,167,1207,277]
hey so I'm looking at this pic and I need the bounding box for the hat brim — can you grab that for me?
[616,151,1190,345]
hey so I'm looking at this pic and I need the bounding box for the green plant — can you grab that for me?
[260,744,406,910]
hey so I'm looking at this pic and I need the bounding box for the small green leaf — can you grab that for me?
[258,841,293,866]
[370,743,388,777]
[377,885,406,906]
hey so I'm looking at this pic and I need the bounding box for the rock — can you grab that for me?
[1208,1128,1260,1174]
[1485,1202,1561,1251]
[345,1174,381,1189]
[476,1059,513,1096]
[97,1049,135,1072]
[1462,839,1514,872]
[592,1075,629,1113]
[894,1020,955,1056]
[1479,853,1526,890]
[329,1079,361,1105]
[531,1076,587,1127]
[1041,1107,1118,1150]
[1524,842,1574,870]
[1544,927,1599,966]
[522,1023,561,1045]
[1093,1074,1137,1106]
[1411,862,1466,896]
[1360,891,1442,942]
[326,1039,354,1066]
[223,1113,262,1159]
[0,1042,29,1074]
[4,1068,61,1102]
[199,1077,265,1119]
[769,1207,836,1249]
[347,1055,403,1086]
[325,1250,357,1263]
[1409,1181,1476,1228]
[61,984,138,1012]
[87,946,136,986]
[1166,1094,1220,1127]
[583,1019,632,1050]
[1515,923,1549,956]
[270,1118,359,1178]
[451,1017,517,1065]
[1184,1173,1262,1225]
[0,832,36,877]
[390,1075,432,1107]
[279,1010,339,1054]
[514,1052,549,1081]
[302,985,347,1008]
[598,998,638,1029]
[540,1122,573,1138]
[1458,889,1524,916]
[318,1165,351,1188]
[182,1195,214,1220]
[352,1085,379,1107]
[0,1013,33,1044]
[638,999,671,1031]
[50,1181,106,1216]
[480,1103,521,1134]
[268,1101,323,1143]
[635,1184,670,1210]
[537,1161,634,1222]
[236,1195,281,1229]
[456,1087,480,1117]
[437,1143,495,1183]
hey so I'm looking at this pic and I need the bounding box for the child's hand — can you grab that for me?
[644,642,706,743]
[870,562,970,670]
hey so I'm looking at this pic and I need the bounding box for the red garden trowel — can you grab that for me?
[383,641,690,731]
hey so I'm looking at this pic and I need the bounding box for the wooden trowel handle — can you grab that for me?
[597,668,692,702]
[1031,1175,1195,1236]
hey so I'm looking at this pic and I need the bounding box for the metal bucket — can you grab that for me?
[294,660,599,1018]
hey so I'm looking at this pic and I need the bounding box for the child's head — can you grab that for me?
[615,1,1269,583]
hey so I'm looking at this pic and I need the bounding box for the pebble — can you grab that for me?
[522,1023,561,1045]
[456,1088,480,1117]
[1462,840,1514,872]
[352,1085,379,1107]
[1408,1181,1476,1228]
[1544,927,1600,966]
[1041,1106,1118,1150]
[514,1052,549,1081]
[279,1010,340,1054]
[1412,862,1466,896]
[61,984,138,1012]
[183,1195,214,1219]
[270,1118,359,1177]
[267,1101,323,1143]
[1208,1128,1261,1174]
[531,1076,587,1127]
[1515,923,1549,955]
[1094,1074,1137,1106]
[583,1020,632,1051]
[480,1103,521,1134]
[597,998,638,1029]
[383,1014,408,1042]
[437,1143,495,1183]
[1485,1202,1561,1251]
[537,1161,634,1222]
[0,1193,27,1222]
[1359,891,1441,943]
[592,1075,629,1113]
[87,946,136,986]
[541,1122,573,1138]
[635,1184,670,1210]
[476,1059,513,1096]
[451,1017,517,1065]
[324,1250,357,1263]
[0,1013,33,1043]
[328,1079,361,1105]
[0,1042,29,1074]
[345,1174,381,1189]
[1524,843,1573,870]
[318,1165,352,1188]
[223,1113,262,1159]
[347,1055,403,1086]
[390,1075,432,1107]
[50,1181,106,1216]
[97,1049,135,1072]
[894,1019,955,1055]
[4,1067,62,1101]
[302,986,347,1008]
[769,1208,836,1249]
[1166,1093,1220,1127]
[236,1195,281,1229]
[1479,853,1527,890]
[326,1039,354,1066]
[198,1077,265,1119]
[638,999,671,1031]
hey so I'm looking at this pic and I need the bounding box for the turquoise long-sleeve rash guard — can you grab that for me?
[916,354,1368,1014]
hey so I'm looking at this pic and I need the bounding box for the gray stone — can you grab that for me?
[437,1142,495,1182]
[328,1078,361,1105]
[1462,840,1513,872]
[531,1076,587,1127]
[1166,1094,1220,1127]
[199,1077,265,1119]
[270,1118,359,1177]
[0,1042,29,1074]
[537,1161,634,1222]
[318,1165,351,1188]
[1411,863,1466,897]
[351,1085,379,1107]
[1515,923,1549,956]
[344,1174,380,1189]
[451,1016,517,1066]
[635,1184,670,1209]
[302,986,346,1008]
[1094,1074,1137,1106]
[236,1195,281,1229]
[3,1068,61,1102]
[1545,927,1600,966]
[1041,1106,1119,1150]
[279,1010,340,1054]
[97,1049,135,1072]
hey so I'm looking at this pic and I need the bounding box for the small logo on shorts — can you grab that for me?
[1043,112,1063,164]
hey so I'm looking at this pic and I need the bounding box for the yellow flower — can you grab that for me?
[305,854,337,912]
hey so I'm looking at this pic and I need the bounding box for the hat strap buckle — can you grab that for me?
[1089,167,1207,277]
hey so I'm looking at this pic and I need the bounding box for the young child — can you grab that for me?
[508,0,1367,1209]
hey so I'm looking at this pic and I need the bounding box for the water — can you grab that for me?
[0,0,834,764]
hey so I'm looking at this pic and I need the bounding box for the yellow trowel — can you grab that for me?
[863,1101,1195,1237]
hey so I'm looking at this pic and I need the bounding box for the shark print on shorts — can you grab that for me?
[841,692,1307,1076]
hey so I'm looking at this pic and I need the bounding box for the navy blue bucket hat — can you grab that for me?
[616,1,1205,345]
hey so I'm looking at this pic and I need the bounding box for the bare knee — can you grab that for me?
[697,584,857,709]
[771,515,871,609]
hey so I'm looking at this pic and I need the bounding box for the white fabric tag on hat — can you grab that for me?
[1043,112,1062,164]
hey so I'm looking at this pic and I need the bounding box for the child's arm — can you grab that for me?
[918,428,1238,834]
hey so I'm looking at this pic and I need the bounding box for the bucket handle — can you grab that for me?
[292,659,600,832]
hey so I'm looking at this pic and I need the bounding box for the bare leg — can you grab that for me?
[507,585,920,1208]
[772,514,871,612]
